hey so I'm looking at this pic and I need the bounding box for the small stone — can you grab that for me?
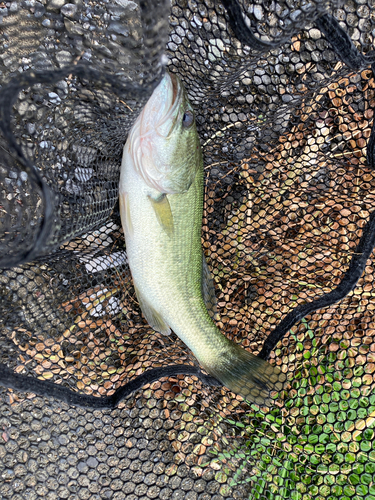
[1,55,17,69]
[60,2,77,18]
[56,116,68,129]
[282,94,293,103]
[64,18,84,34]
[31,93,44,104]
[93,5,104,15]
[65,178,81,195]
[56,50,73,68]
[15,101,30,116]
[82,50,92,61]
[55,80,68,93]
[48,92,61,104]
[46,0,66,11]
[41,18,51,27]
[108,20,129,36]
[275,64,285,75]
[86,457,98,468]
[96,44,112,57]
[26,123,36,135]
[107,3,123,16]
[9,2,18,12]
[34,2,45,17]
[77,462,88,473]
[309,28,321,40]
[113,0,137,9]
[253,5,263,20]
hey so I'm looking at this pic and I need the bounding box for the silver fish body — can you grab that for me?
[119,71,284,405]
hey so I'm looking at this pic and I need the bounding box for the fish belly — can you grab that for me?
[120,146,208,347]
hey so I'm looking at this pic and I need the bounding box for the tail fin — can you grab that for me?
[205,345,286,406]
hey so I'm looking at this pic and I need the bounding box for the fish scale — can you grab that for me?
[119,71,285,406]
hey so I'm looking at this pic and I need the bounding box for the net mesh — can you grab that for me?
[1,0,375,498]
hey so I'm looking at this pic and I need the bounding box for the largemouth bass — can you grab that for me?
[119,71,284,405]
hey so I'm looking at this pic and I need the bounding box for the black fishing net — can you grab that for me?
[1,0,375,497]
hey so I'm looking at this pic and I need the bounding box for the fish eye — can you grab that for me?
[182,110,194,128]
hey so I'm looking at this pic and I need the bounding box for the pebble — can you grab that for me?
[108,21,129,36]
[1,55,17,70]
[253,5,263,21]
[48,92,61,104]
[15,101,30,116]
[34,2,45,17]
[56,117,68,129]
[55,80,68,93]
[60,2,77,18]
[65,178,81,195]
[281,94,293,103]
[309,28,321,40]
[56,50,73,67]
[275,64,285,75]
[82,50,92,61]
[46,0,66,11]
[27,123,36,135]
[113,0,137,9]
[31,93,44,104]
[107,3,123,17]
[86,457,98,468]
[55,20,65,29]
[64,18,84,35]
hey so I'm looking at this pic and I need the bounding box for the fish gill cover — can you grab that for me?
[0,0,375,498]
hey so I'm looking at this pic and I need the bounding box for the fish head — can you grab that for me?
[128,71,202,194]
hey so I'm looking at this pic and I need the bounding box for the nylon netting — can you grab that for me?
[1,0,375,498]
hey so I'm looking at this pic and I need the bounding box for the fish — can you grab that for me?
[119,70,284,406]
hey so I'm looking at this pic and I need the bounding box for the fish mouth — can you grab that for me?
[156,71,184,137]
[169,72,179,106]
[166,71,183,117]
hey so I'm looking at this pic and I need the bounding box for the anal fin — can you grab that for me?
[134,284,171,335]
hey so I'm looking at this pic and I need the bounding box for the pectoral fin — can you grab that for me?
[148,194,174,237]
[202,256,218,320]
[134,285,171,335]
[119,191,133,237]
